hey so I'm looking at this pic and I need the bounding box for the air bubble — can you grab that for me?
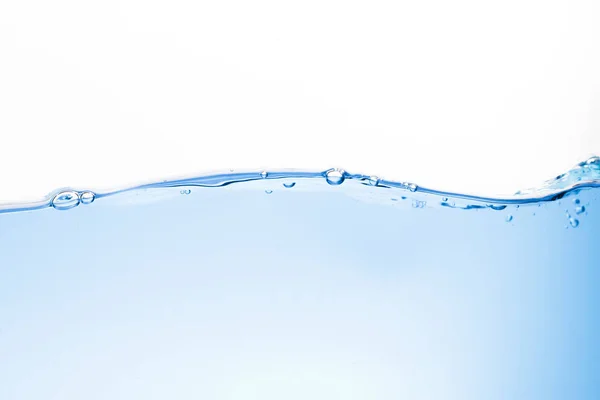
[575,205,585,214]
[80,191,96,204]
[325,169,345,185]
[283,182,296,188]
[505,215,513,222]
[573,198,580,205]
[442,197,448,202]
[180,189,191,195]
[412,200,426,209]
[265,190,273,194]
[51,191,80,210]
[569,217,579,228]
[367,176,379,186]
[260,171,268,179]
[404,182,417,192]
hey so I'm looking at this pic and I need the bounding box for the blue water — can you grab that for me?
[0,157,599,399]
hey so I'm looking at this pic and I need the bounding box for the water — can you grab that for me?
[0,158,599,400]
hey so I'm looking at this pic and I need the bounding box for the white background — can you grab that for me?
[1,0,599,203]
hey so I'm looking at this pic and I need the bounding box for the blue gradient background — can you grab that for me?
[1,180,598,399]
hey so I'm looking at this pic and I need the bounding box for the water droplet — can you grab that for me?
[412,200,426,209]
[325,169,345,185]
[573,198,580,205]
[265,189,273,194]
[80,191,95,204]
[575,205,585,214]
[51,191,80,210]
[505,215,513,222]
[180,189,191,195]
[367,176,379,186]
[260,171,268,179]
[569,217,579,228]
[283,182,296,188]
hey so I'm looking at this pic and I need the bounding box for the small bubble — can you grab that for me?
[325,169,345,185]
[404,182,417,192]
[516,205,520,209]
[367,176,379,186]
[532,212,536,216]
[51,191,80,210]
[575,205,585,214]
[265,189,273,194]
[80,191,95,204]
[283,182,296,188]
[260,171,268,179]
[442,197,448,202]
[505,215,513,222]
[569,217,579,228]
[180,189,191,195]
[391,198,398,201]
[573,198,580,205]
[412,200,426,209]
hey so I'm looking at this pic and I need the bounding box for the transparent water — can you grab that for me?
[1,158,599,400]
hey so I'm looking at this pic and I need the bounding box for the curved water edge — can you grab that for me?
[1,156,599,215]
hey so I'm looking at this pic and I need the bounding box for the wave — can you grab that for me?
[1,156,598,215]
